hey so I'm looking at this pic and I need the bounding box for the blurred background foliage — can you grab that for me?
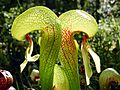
[0,0,120,90]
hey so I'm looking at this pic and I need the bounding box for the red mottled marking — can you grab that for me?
[81,34,89,46]
[61,28,76,53]
[62,28,71,42]
[61,28,78,71]
[25,34,32,46]
[60,28,79,88]
[82,34,88,42]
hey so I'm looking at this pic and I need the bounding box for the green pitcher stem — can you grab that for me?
[11,6,62,90]
[39,24,61,90]
[59,29,80,90]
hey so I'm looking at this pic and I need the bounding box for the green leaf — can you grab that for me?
[58,10,98,89]
[53,64,69,90]
[11,6,62,90]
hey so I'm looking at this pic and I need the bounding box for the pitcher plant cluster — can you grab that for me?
[11,6,101,90]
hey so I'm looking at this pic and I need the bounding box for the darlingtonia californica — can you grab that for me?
[11,6,101,90]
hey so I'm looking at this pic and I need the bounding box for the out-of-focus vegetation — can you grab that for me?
[0,0,120,90]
